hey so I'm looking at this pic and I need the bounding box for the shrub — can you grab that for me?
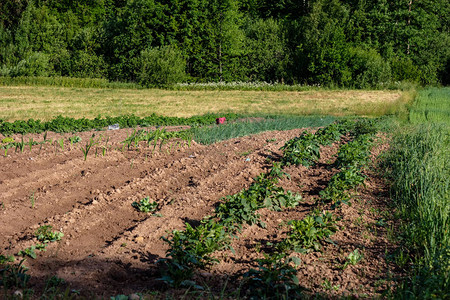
[136,45,186,86]
[9,52,51,77]
[348,47,391,88]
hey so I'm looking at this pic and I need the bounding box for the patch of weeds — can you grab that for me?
[277,211,338,253]
[35,225,64,243]
[131,197,158,213]
[0,257,31,289]
[243,253,303,299]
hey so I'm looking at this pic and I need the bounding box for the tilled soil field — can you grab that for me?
[0,127,401,298]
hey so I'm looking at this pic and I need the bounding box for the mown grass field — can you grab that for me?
[0,85,410,122]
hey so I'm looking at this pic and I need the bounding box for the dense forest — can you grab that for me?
[0,0,449,87]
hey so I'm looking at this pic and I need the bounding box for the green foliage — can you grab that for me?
[280,131,320,167]
[319,166,365,205]
[243,253,302,299]
[0,0,448,85]
[136,46,186,87]
[132,197,158,213]
[277,211,338,253]
[8,52,51,77]
[68,135,81,144]
[383,122,449,298]
[0,113,240,136]
[242,17,288,82]
[335,134,373,168]
[347,47,391,89]
[409,87,450,125]
[0,258,30,289]
[314,123,343,146]
[35,225,64,243]
[343,249,363,268]
[192,115,335,145]
[18,244,47,259]
[216,163,298,227]
[159,218,232,287]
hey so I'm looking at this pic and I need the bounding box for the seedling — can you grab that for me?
[28,138,34,151]
[35,225,64,243]
[131,197,158,213]
[30,191,35,208]
[81,137,96,161]
[343,249,363,268]
[57,138,64,151]
[15,136,25,153]
[69,135,81,146]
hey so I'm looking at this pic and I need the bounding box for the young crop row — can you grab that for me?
[0,113,240,136]
[155,120,371,298]
[1,127,193,161]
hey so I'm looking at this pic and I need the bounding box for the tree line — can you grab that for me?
[0,0,448,87]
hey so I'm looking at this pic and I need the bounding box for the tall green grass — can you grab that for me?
[192,116,336,144]
[0,76,140,89]
[383,87,450,298]
[409,87,450,124]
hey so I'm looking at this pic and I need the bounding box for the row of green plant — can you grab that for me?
[158,162,303,288]
[121,128,193,152]
[408,87,450,125]
[280,119,354,167]
[157,120,359,295]
[0,113,240,136]
[318,119,377,207]
[382,123,449,299]
[191,115,336,145]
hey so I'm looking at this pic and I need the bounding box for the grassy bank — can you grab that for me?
[0,85,410,122]
[383,88,449,298]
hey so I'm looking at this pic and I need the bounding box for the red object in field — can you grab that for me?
[216,117,226,125]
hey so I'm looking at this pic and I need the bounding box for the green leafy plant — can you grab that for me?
[343,249,363,268]
[35,225,64,243]
[281,131,320,167]
[335,134,373,168]
[277,211,338,253]
[243,253,302,299]
[315,123,343,146]
[69,135,81,145]
[159,218,232,287]
[131,197,158,213]
[1,137,14,143]
[319,166,365,205]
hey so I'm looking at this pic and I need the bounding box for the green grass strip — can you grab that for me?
[409,87,450,125]
[192,115,336,145]
[383,124,449,298]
